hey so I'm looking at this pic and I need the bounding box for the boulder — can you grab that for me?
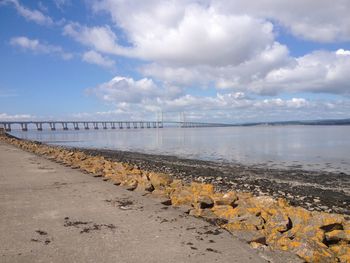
[330,244,350,263]
[325,230,350,242]
[170,188,193,207]
[121,178,138,191]
[213,191,238,206]
[148,172,173,190]
[198,195,214,209]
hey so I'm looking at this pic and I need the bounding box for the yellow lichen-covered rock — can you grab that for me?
[109,173,127,185]
[330,244,350,263]
[264,210,291,233]
[189,208,216,218]
[325,230,350,242]
[226,213,264,231]
[310,211,345,231]
[213,191,238,206]
[211,205,239,220]
[224,221,258,231]
[170,187,193,207]
[148,172,173,189]
[290,240,336,263]
[120,178,138,191]
[135,174,154,192]
[190,182,214,196]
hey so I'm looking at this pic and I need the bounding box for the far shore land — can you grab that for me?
[77,147,350,215]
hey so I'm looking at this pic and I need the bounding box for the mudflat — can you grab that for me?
[0,141,272,263]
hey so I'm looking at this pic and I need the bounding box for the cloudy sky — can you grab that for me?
[1,0,350,123]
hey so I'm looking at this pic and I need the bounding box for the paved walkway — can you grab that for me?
[0,141,267,263]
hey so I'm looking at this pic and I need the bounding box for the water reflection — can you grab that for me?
[10,126,350,173]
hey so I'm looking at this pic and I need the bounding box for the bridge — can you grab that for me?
[0,120,234,132]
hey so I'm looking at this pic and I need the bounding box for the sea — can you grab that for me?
[9,125,350,174]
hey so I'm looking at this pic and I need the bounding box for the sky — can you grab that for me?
[0,0,350,123]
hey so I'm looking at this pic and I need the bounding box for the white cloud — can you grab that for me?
[141,48,350,96]
[86,75,350,122]
[10,36,73,60]
[249,50,350,95]
[87,76,182,104]
[82,50,115,69]
[63,0,349,97]
[63,23,128,55]
[2,0,53,25]
[67,3,275,67]
[0,113,32,120]
[211,0,350,42]
[336,49,350,56]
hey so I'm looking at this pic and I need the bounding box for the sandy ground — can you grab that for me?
[0,141,277,263]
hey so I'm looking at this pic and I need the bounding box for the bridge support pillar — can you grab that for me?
[126,122,130,129]
[83,122,89,129]
[111,122,116,129]
[21,123,28,131]
[49,122,56,131]
[102,122,107,129]
[62,122,68,130]
[93,122,99,129]
[152,122,157,128]
[35,123,43,131]
[132,122,137,129]
[73,122,79,130]
[146,122,150,128]
[118,122,123,129]
[158,121,163,128]
[140,122,144,128]
[5,123,11,132]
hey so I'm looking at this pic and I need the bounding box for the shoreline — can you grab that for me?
[2,133,350,262]
[75,147,350,215]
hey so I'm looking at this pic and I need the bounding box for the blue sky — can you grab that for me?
[1,0,350,123]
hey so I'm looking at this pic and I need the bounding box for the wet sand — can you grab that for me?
[78,148,350,215]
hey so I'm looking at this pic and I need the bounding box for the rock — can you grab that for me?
[226,213,264,232]
[325,230,350,242]
[135,174,154,192]
[160,198,172,206]
[213,191,238,206]
[148,172,173,190]
[212,205,239,220]
[250,241,266,249]
[198,195,214,209]
[290,240,336,263]
[264,210,291,233]
[121,178,138,191]
[170,188,193,207]
[189,208,216,218]
[330,244,350,263]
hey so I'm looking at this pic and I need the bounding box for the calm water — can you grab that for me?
[10,126,350,174]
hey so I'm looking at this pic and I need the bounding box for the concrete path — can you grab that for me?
[0,141,267,263]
